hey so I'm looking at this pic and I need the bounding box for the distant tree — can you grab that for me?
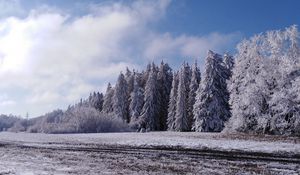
[125,67,134,95]
[102,83,115,114]
[88,92,104,112]
[0,114,20,131]
[113,73,129,122]
[141,63,152,89]
[167,71,179,131]
[193,51,231,132]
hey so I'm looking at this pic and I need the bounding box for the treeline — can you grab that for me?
[1,25,299,136]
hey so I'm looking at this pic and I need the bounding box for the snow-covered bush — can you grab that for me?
[55,106,131,133]
[26,107,131,134]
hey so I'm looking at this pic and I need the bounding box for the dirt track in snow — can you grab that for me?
[0,141,299,174]
[0,132,299,174]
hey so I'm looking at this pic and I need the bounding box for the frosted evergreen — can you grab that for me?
[193,51,231,132]
[223,53,234,77]
[174,62,191,132]
[129,73,145,129]
[188,61,201,131]
[113,73,129,122]
[157,61,173,130]
[88,92,104,112]
[102,83,115,114]
[139,65,160,131]
[167,71,179,131]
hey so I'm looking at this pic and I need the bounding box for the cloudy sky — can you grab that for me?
[0,0,299,117]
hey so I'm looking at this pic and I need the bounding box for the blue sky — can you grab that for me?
[0,0,299,117]
[157,0,300,36]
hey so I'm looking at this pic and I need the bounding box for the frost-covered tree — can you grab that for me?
[139,65,160,131]
[113,73,129,122]
[188,61,201,130]
[193,51,231,132]
[157,61,173,130]
[102,83,115,114]
[226,25,300,136]
[167,71,179,131]
[129,73,144,129]
[267,26,300,135]
[223,53,234,77]
[141,63,156,89]
[269,70,300,135]
[125,68,134,94]
[174,62,191,132]
[88,92,104,112]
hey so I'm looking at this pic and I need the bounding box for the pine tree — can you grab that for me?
[113,73,129,122]
[102,83,114,114]
[141,63,152,89]
[223,53,234,77]
[188,61,201,130]
[157,61,173,130]
[88,92,104,111]
[193,50,231,132]
[167,71,179,131]
[129,73,144,128]
[174,62,191,131]
[139,64,160,131]
[96,92,104,112]
[125,68,134,94]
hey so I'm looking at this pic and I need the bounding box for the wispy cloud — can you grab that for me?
[0,0,241,117]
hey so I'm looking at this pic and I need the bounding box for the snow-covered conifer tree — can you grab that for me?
[102,83,114,114]
[188,61,201,130]
[125,68,135,99]
[129,73,144,128]
[193,51,231,132]
[157,61,173,130]
[141,63,153,89]
[88,92,104,111]
[223,53,234,77]
[167,71,179,131]
[113,73,129,122]
[174,62,191,131]
[139,64,160,131]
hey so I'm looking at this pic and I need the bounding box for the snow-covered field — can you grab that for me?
[0,132,299,174]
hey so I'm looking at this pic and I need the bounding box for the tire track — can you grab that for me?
[1,141,299,164]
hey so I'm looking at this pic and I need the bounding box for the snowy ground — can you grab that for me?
[0,132,299,174]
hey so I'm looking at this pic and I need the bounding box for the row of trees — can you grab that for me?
[1,25,299,136]
[99,51,233,132]
[85,25,300,136]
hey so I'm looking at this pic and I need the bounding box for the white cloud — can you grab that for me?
[0,0,241,117]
